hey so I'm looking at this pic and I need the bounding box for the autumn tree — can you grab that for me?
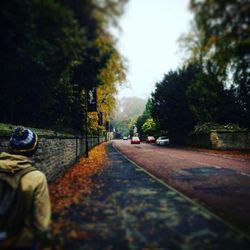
[190,0,250,75]
[60,0,128,133]
[87,33,126,135]
[189,0,250,128]
[0,0,128,133]
[178,21,207,66]
[142,118,157,135]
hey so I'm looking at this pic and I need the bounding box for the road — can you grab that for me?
[52,143,250,249]
[113,140,250,235]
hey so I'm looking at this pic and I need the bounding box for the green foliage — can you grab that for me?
[151,64,200,143]
[186,61,224,123]
[0,0,128,133]
[142,118,156,134]
[136,114,150,136]
[144,98,153,117]
[148,0,250,143]
[233,60,250,128]
[190,0,250,76]
[136,98,153,137]
[188,0,250,128]
[151,60,248,143]
[0,0,79,128]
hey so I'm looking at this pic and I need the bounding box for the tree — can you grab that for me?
[217,86,245,126]
[190,0,250,77]
[191,0,250,128]
[88,33,127,133]
[179,0,250,128]
[142,118,157,134]
[0,0,128,133]
[0,0,81,127]
[151,64,200,143]
[233,60,250,128]
[113,97,146,137]
[61,0,128,133]
[186,61,224,123]
[136,98,153,137]
[178,21,207,66]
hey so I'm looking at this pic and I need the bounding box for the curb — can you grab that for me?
[111,141,250,241]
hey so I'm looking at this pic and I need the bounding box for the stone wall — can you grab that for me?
[186,133,211,148]
[0,134,105,182]
[186,131,250,150]
[210,130,250,150]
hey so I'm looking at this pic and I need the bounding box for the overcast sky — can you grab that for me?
[116,0,193,99]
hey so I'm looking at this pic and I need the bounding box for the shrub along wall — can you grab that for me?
[0,133,106,182]
[186,130,250,150]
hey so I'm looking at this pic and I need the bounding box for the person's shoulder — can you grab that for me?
[22,168,47,186]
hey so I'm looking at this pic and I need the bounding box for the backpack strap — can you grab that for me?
[15,166,37,179]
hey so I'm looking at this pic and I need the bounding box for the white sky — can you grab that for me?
[116,0,193,99]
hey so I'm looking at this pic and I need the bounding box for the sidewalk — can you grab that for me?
[50,142,250,250]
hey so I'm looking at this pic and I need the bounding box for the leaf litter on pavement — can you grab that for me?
[47,142,250,250]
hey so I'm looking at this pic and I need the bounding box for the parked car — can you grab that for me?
[156,136,170,145]
[123,136,128,140]
[146,136,156,143]
[131,136,140,144]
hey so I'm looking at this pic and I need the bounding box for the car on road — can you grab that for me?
[131,136,140,144]
[123,136,128,140]
[156,136,170,145]
[146,136,156,143]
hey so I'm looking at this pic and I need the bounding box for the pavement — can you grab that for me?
[52,142,250,249]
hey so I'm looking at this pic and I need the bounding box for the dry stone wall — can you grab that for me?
[186,131,250,150]
[0,134,105,182]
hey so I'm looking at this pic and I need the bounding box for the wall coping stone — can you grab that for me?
[191,130,249,135]
[210,130,249,134]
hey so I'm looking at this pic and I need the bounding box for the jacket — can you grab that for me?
[0,152,51,248]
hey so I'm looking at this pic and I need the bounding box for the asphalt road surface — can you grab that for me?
[53,143,250,249]
[113,140,250,235]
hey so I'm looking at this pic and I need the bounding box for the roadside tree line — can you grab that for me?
[0,0,128,135]
[136,0,250,143]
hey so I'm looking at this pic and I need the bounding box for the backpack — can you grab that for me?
[0,166,36,248]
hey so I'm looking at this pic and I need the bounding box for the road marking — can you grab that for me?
[240,172,250,177]
[112,142,250,240]
[147,147,250,177]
